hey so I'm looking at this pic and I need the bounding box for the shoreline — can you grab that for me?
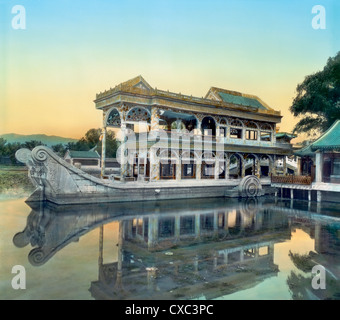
[0,166,34,199]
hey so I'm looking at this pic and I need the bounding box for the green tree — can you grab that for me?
[290,51,340,136]
[23,140,46,150]
[66,128,118,158]
[84,128,101,149]
[99,130,119,158]
[52,143,67,157]
[66,139,90,151]
[0,138,7,156]
[4,142,22,164]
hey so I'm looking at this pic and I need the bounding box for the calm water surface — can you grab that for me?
[0,194,339,300]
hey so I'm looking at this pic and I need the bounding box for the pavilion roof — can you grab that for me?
[95,76,282,120]
[205,87,272,111]
[67,150,100,159]
[276,132,297,140]
[294,144,314,157]
[310,120,340,152]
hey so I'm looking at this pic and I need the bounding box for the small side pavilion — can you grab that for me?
[271,120,340,203]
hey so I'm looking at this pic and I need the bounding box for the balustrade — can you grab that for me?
[271,175,312,185]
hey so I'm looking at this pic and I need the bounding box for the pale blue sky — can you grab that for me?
[1,0,339,138]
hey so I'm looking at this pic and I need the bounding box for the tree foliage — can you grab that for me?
[0,128,119,164]
[290,51,340,136]
[0,139,46,164]
[65,128,118,158]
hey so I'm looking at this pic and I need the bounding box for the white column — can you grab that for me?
[225,156,230,180]
[100,127,107,178]
[151,107,160,132]
[283,156,287,175]
[255,157,260,177]
[272,127,276,146]
[196,120,202,136]
[241,157,245,178]
[176,158,181,181]
[120,122,127,181]
[315,151,323,182]
[226,126,230,141]
[150,147,160,182]
[196,160,202,180]
[272,155,277,176]
[214,158,220,180]
[216,123,220,143]
[297,157,302,176]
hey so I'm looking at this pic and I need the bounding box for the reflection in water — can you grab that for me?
[12,197,340,300]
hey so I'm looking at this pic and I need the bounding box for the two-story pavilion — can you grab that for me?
[95,76,292,185]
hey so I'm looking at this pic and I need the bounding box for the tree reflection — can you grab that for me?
[287,250,340,300]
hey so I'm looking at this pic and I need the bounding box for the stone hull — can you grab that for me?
[16,146,269,205]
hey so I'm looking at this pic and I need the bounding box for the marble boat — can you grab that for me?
[15,76,294,205]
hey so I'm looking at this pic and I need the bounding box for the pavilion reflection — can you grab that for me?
[90,200,291,300]
[12,198,340,300]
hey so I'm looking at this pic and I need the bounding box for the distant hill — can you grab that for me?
[0,133,78,147]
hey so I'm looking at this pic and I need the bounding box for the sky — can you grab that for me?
[0,0,339,141]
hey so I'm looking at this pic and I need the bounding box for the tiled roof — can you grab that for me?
[311,120,340,151]
[294,145,314,157]
[217,91,267,110]
[276,132,297,139]
[68,150,100,159]
[96,76,281,118]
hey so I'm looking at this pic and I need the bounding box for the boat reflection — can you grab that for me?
[12,198,340,300]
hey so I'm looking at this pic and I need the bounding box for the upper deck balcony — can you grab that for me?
[126,128,294,155]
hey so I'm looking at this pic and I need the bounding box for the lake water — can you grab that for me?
[0,194,339,300]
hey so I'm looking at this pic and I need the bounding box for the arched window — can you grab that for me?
[230,119,243,127]
[230,119,243,139]
[126,107,151,123]
[218,118,228,137]
[260,123,273,131]
[245,121,259,141]
[260,123,273,142]
[106,108,121,128]
[244,121,258,129]
[201,117,216,136]
[220,118,228,125]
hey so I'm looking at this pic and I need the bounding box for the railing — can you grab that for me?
[271,175,312,185]
[132,131,286,147]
